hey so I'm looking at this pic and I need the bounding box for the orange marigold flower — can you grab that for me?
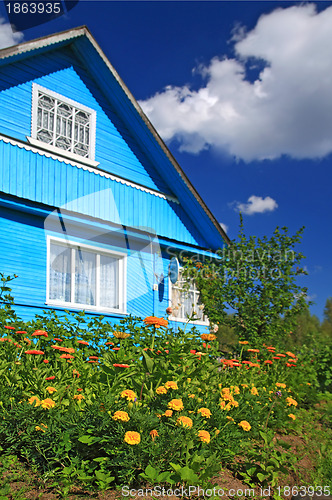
[24,338,31,344]
[276,383,286,388]
[77,340,89,345]
[25,350,44,355]
[201,333,216,341]
[88,360,98,363]
[45,376,55,381]
[143,316,168,328]
[239,340,249,345]
[264,360,273,365]
[121,390,137,401]
[156,386,167,395]
[276,353,286,357]
[273,356,281,360]
[4,325,15,330]
[168,399,184,411]
[89,356,99,359]
[238,420,251,431]
[32,330,48,337]
[60,354,74,359]
[112,410,130,422]
[54,338,62,342]
[188,394,195,399]
[150,429,159,441]
[105,341,114,346]
[46,386,57,394]
[286,397,298,407]
[113,331,131,339]
[197,407,212,418]
[124,431,140,445]
[251,387,259,396]
[15,331,27,335]
[198,430,210,443]
[176,416,193,428]
[28,396,40,406]
[40,398,55,409]
[286,351,296,358]
[288,413,296,420]
[247,349,260,353]
[164,381,178,390]
[43,359,49,364]
[113,363,130,368]
[72,370,80,378]
[163,410,173,417]
[73,394,85,401]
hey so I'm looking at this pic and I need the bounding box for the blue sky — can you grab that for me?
[0,1,331,320]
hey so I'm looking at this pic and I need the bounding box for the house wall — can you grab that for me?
[0,198,209,333]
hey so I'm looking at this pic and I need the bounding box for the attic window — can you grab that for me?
[29,84,96,164]
[170,270,208,325]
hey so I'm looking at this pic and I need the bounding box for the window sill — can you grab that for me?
[45,301,127,316]
[169,316,209,326]
[27,137,100,168]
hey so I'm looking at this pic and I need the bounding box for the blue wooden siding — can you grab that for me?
[0,138,208,247]
[0,201,208,333]
[0,46,171,194]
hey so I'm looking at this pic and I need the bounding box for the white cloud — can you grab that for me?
[219,222,229,233]
[233,195,278,215]
[0,18,23,49]
[140,4,332,162]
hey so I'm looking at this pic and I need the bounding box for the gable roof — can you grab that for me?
[0,25,230,248]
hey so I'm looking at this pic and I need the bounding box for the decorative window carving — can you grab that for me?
[30,84,96,162]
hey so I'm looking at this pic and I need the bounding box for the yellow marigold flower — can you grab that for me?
[46,386,57,394]
[239,340,249,344]
[73,394,85,401]
[226,416,234,421]
[197,407,212,418]
[188,394,195,399]
[288,414,296,420]
[41,398,55,409]
[233,386,240,395]
[164,381,178,390]
[276,383,286,389]
[156,386,167,395]
[198,430,210,443]
[201,333,216,341]
[168,399,184,411]
[238,420,251,431]
[251,387,259,396]
[28,396,40,407]
[164,410,173,417]
[215,429,220,435]
[286,397,298,407]
[112,410,130,422]
[241,384,248,388]
[120,390,137,401]
[176,416,193,428]
[35,423,47,432]
[113,331,130,339]
[143,316,168,328]
[150,429,159,441]
[124,431,140,445]
[219,401,226,409]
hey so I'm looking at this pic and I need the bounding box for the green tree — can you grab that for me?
[321,297,332,340]
[182,216,309,344]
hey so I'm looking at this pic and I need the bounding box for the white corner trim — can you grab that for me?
[0,134,179,203]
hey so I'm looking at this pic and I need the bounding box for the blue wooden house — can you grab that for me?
[0,26,228,330]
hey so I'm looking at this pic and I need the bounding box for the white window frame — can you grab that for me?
[169,269,209,325]
[28,84,99,167]
[46,236,127,314]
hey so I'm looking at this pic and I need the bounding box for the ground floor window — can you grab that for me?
[170,271,208,324]
[47,237,126,313]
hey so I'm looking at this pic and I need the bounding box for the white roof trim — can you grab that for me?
[0,134,179,203]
